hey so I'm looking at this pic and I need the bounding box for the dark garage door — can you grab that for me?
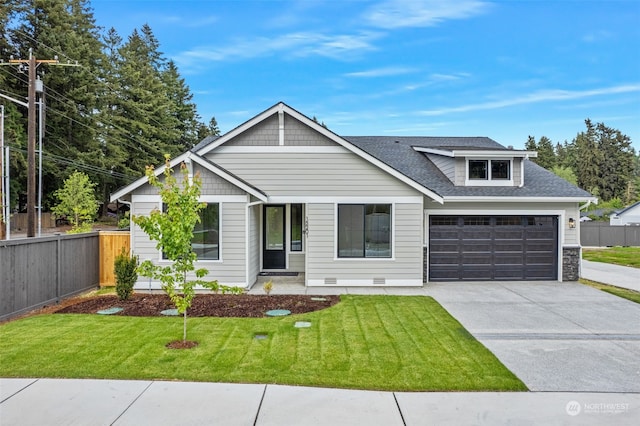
[429,215,558,281]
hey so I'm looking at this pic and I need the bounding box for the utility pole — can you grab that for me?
[8,49,58,237]
[1,104,5,240]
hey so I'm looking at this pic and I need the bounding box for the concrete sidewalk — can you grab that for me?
[581,259,640,292]
[1,378,638,426]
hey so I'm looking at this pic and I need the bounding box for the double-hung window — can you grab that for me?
[337,204,391,258]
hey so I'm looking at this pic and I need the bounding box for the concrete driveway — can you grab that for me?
[425,281,640,392]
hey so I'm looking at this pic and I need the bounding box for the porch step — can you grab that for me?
[253,273,305,288]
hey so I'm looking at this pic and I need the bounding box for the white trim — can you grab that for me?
[134,281,247,290]
[213,145,348,154]
[132,194,248,203]
[307,278,422,287]
[333,202,396,261]
[110,151,268,203]
[245,200,250,287]
[198,102,444,204]
[268,196,422,204]
[190,155,268,202]
[151,199,224,263]
[414,146,537,158]
[443,196,598,203]
[424,209,565,282]
[278,105,285,146]
[465,158,514,186]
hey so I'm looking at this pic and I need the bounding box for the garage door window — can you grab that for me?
[338,204,391,258]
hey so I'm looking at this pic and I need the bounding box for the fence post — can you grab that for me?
[56,233,61,303]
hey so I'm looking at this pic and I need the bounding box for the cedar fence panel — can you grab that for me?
[99,231,131,286]
[0,232,99,321]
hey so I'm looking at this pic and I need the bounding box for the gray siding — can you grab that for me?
[195,164,246,195]
[284,115,335,146]
[513,158,522,186]
[305,202,423,286]
[131,199,248,287]
[288,252,305,272]
[454,157,466,186]
[209,152,418,197]
[427,154,455,183]
[226,114,279,146]
[206,202,245,285]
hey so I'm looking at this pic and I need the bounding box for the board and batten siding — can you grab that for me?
[209,152,418,197]
[425,201,580,246]
[305,202,424,286]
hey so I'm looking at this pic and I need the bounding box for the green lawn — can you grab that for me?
[580,279,640,304]
[582,247,640,268]
[0,295,525,392]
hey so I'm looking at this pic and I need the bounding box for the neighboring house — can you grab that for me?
[610,201,640,226]
[111,102,596,289]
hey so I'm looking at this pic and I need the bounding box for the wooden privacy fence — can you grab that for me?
[581,222,640,247]
[0,232,100,321]
[99,231,130,286]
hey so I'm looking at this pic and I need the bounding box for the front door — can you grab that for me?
[263,205,286,269]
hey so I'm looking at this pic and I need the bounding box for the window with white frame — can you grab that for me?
[467,159,512,183]
[338,204,391,258]
[162,202,220,260]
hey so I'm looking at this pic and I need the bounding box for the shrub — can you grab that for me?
[114,248,138,301]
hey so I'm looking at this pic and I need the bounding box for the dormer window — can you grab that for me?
[412,146,532,187]
[466,159,512,186]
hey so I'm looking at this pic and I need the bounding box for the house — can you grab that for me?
[610,201,640,226]
[110,102,596,289]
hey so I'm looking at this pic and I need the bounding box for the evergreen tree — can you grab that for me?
[524,135,555,169]
[591,120,635,201]
[162,60,202,149]
[12,0,107,210]
[574,122,602,195]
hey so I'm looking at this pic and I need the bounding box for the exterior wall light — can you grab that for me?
[568,218,576,229]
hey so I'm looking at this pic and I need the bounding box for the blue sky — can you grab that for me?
[91,0,640,150]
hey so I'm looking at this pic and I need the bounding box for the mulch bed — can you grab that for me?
[54,293,340,318]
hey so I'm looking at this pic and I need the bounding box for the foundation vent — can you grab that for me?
[373,277,386,285]
[324,278,337,285]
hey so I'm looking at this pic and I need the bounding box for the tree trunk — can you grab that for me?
[183,310,187,342]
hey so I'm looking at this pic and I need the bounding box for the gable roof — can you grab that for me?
[612,201,640,216]
[110,151,267,203]
[193,102,445,203]
[344,136,595,201]
[111,102,595,204]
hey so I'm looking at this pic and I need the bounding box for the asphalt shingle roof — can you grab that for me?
[344,136,593,199]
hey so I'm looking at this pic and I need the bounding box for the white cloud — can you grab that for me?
[344,67,417,78]
[364,0,490,29]
[418,84,640,116]
[174,31,381,72]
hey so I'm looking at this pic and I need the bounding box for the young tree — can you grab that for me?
[52,171,98,232]
[133,156,208,344]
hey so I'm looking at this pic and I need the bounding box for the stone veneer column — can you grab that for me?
[562,247,581,281]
